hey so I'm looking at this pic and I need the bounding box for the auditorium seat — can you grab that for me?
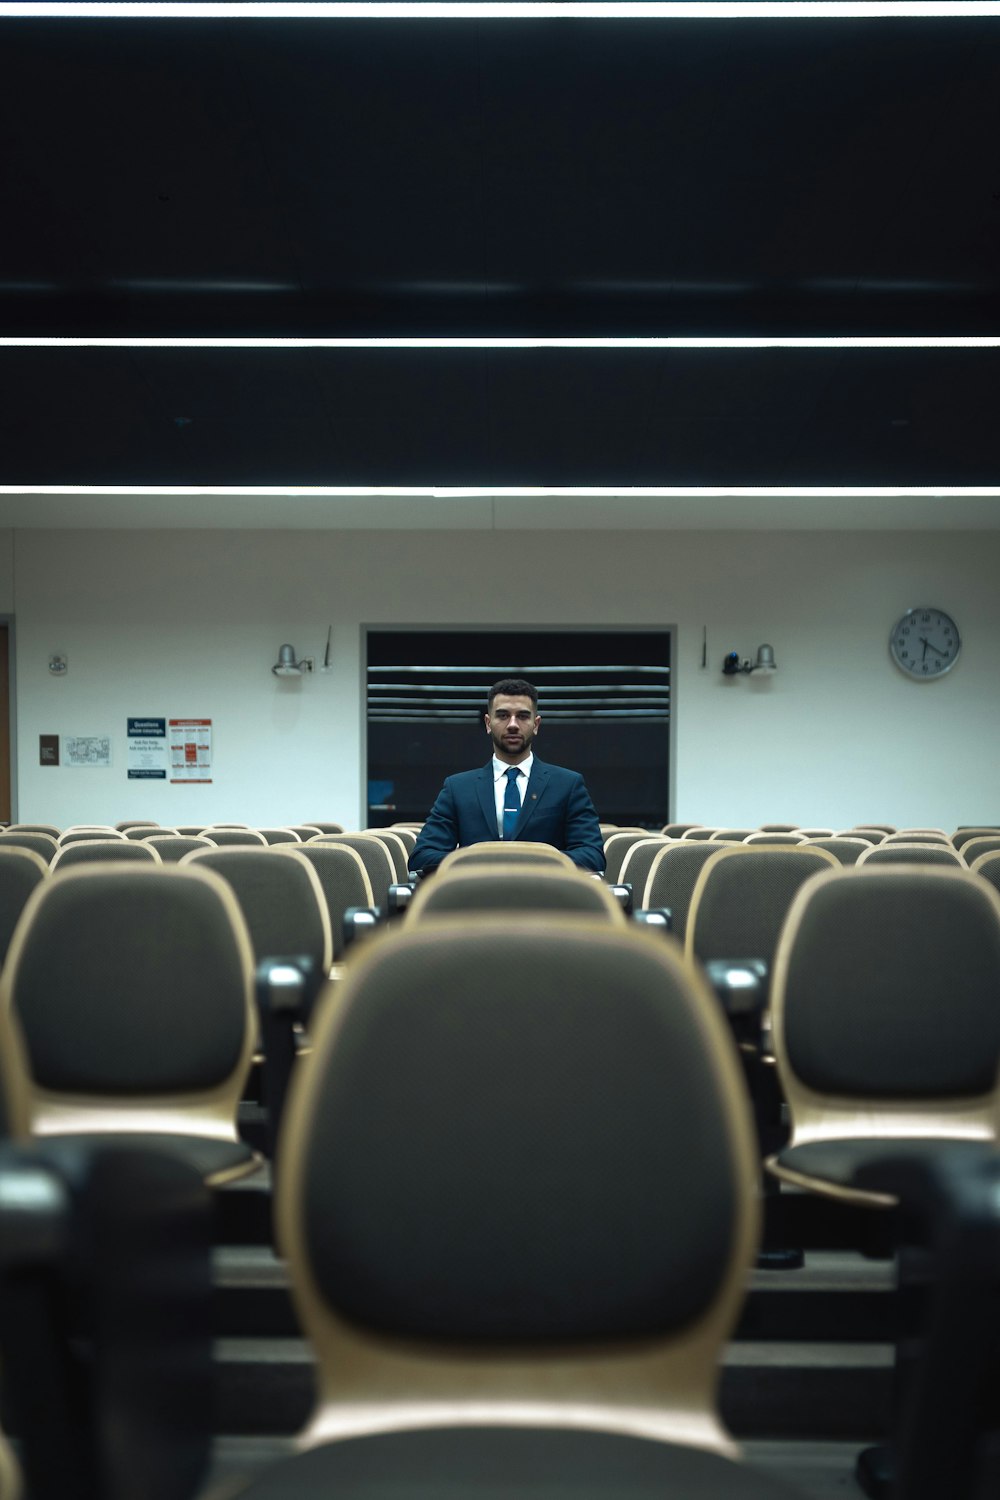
[857,842,965,868]
[404,862,628,926]
[0,832,58,863]
[361,828,411,882]
[219,912,813,1500]
[0,847,48,968]
[1,864,261,1185]
[959,835,1000,865]
[436,841,575,872]
[970,849,1000,898]
[143,834,217,862]
[50,839,163,871]
[272,842,375,962]
[602,828,658,881]
[614,835,672,895]
[952,826,1000,852]
[637,840,727,945]
[801,837,871,866]
[766,865,1000,1206]
[180,846,332,984]
[204,829,270,847]
[310,833,398,912]
[744,832,808,846]
[56,827,127,846]
[684,845,839,982]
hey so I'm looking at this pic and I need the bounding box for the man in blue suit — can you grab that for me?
[409,677,606,876]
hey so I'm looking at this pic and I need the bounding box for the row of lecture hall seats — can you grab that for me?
[0,818,997,1498]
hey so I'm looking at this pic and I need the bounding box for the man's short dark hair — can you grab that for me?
[487,678,538,712]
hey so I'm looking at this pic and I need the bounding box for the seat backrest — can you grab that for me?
[960,836,1000,865]
[203,828,269,847]
[7,825,60,838]
[276,914,758,1448]
[883,831,950,845]
[0,833,58,864]
[57,829,126,846]
[304,822,345,835]
[361,829,410,882]
[180,847,332,975]
[744,832,808,845]
[0,848,48,971]
[115,821,161,832]
[680,827,721,841]
[143,834,217,863]
[639,841,727,943]
[310,834,396,910]
[387,827,417,854]
[685,845,839,970]
[405,864,627,926]
[437,841,575,874]
[857,843,965,868]
[50,841,162,871]
[615,836,672,894]
[123,824,177,840]
[2,865,256,1144]
[602,829,657,882]
[771,866,1000,1146]
[255,828,303,846]
[970,850,1000,898]
[272,843,374,961]
[953,826,1000,851]
[801,837,870,866]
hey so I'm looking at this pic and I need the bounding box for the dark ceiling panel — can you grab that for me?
[1,17,999,334]
[1,346,997,486]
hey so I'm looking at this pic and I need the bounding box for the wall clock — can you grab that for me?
[889,607,961,679]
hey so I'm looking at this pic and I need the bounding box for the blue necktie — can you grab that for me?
[502,765,521,841]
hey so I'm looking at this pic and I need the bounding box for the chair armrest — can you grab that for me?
[387,883,413,918]
[343,906,383,947]
[851,1143,1000,1500]
[0,1141,213,1500]
[703,958,769,1018]
[607,882,633,914]
[632,907,673,933]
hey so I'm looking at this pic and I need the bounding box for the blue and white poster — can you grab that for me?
[127,718,167,779]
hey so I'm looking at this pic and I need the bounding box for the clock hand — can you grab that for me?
[920,637,949,656]
[920,637,929,661]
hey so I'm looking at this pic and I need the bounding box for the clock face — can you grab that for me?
[889,607,961,679]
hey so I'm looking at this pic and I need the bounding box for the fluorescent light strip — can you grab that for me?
[2,337,999,349]
[2,485,999,496]
[2,2,1000,16]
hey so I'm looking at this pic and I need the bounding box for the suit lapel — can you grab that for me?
[516,760,549,836]
[476,764,498,837]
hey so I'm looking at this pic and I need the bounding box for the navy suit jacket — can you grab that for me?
[409,759,606,875]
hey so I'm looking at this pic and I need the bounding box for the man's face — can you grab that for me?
[485,694,540,764]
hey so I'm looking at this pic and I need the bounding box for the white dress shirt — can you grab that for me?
[492,752,533,837]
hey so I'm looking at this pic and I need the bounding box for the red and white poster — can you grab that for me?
[169,719,213,783]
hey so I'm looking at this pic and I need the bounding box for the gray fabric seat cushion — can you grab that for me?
[231,1425,806,1500]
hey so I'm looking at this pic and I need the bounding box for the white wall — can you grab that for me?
[4,525,998,832]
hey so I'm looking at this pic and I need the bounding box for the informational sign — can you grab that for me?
[127,718,167,780]
[64,735,112,768]
[39,734,59,766]
[169,719,212,783]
